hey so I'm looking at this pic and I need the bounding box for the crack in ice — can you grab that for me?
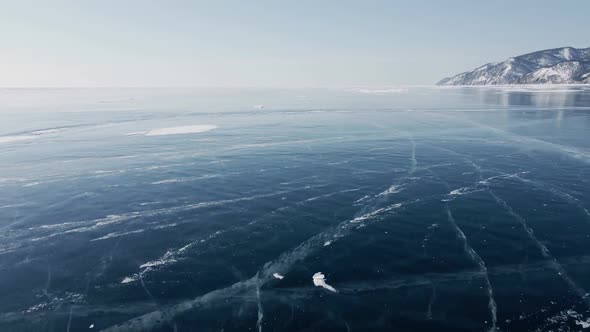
[445,204,497,331]
[103,198,415,331]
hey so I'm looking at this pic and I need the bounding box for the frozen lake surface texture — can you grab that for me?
[1,86,590,331]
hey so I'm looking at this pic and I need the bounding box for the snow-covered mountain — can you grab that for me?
[437,47,590,85]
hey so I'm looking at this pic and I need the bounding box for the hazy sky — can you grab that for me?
[1,0,589,87]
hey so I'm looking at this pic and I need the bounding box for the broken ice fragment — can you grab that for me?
[312,272,337,292]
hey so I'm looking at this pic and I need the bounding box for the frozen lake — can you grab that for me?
[1,86,590,331]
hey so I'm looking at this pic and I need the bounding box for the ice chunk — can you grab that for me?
[576,318,590,329]
[312,272,337,292]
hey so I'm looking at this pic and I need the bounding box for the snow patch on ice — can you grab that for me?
[121,276,138,284]
[24,292,84,314]
[377,184,405,196]
[140,257,178,269]
[150,174,221,185]
[350,203,403,223]
[0,127,68,144]
[125,131,148,136]
[0,135,37,144]
[358,88,408,94]
[31,129,63,135]
[145,125,218,136]
[91,223,178,241]
[449,186,481,196]
[354,195,372,205]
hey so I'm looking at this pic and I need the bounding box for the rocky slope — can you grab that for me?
[438,47,590,85]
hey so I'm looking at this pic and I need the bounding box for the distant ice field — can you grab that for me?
[1,87,590,331]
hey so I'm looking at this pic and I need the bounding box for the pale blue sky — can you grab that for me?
[1,0,589,87]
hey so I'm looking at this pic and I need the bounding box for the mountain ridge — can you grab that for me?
[438,46,590,85]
